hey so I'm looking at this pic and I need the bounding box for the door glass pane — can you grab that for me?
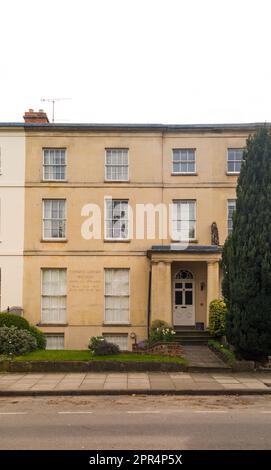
[175,291,183,305]
[185,283,192,289]
[185,290,193,305]
[175,283,182,289]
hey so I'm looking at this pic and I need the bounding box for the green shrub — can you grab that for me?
[28,325,46,350]
[0,326,37,356]
[88,336,104,352]
[208,339,236,366]
[0,313,30,331]
[88,336,120,355]
[209,299,227,337]
[151,320,169,330]
[148,320,176,345]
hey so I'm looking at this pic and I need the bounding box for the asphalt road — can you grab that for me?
[0,395,271,450]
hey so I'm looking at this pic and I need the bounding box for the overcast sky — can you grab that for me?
[1,0,270,124]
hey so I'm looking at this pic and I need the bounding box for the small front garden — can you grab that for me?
[0,314,187,371]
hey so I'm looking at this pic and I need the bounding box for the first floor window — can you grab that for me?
[41,269,67,324]
[227,148,244,173]
[105,149,128,181]
[103,334,128,351]
[43,148,66,181]
[43,199,66,239]
[172,148,196,174]
[104,268,130,323]
[45,334,64,350]
[172,200,196,241]
[227,199,236,235]
[105,199,129,239]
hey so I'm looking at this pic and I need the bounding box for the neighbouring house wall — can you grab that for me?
[0,130,25,310]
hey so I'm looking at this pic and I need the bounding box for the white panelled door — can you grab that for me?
[173,270,195,326]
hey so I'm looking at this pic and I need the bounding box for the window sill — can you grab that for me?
[41,239,68,243]
[103,323,131,327]
[41,180,68,183]
[171,239,198,244]
[171,173,198,176]
[37,323,68,327]
[104,239,131,243]
[104,180,130,183]
[226,172,240,176]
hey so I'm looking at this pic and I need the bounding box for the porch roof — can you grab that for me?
[147,244,222,256]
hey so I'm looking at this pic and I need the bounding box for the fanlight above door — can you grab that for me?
[175,270,193,280]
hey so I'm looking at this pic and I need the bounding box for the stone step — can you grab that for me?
[176,339,211,345]
[174,330,211,336]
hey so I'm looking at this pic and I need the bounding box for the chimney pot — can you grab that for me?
[23,108,49,124]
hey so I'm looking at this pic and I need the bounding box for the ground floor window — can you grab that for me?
[103,334,128,351]
[41,269,67,324]
[45,333,64,350]
[104,268,130,323]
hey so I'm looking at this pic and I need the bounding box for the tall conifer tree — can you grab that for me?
[222,128,271,359]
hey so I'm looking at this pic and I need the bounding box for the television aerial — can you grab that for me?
[41,97,71,123]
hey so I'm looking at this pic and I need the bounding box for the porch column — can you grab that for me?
[151,261,172,326]
[206,261,220,327]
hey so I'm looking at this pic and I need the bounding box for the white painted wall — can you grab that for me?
[0,130,25,310]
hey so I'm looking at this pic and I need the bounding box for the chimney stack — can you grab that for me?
[23,109,49,123]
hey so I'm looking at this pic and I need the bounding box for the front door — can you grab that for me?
[173,271,195,326]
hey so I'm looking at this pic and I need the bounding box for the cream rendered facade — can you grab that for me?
[20,123,256,349]
[0,127,25,310]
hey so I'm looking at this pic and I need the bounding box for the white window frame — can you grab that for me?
[105,148,129,182]
[42,199,67,241]
[43,148,67,181]
[104,198,130,240]
[172,148,196,175]
[227,199,236,236]
[45,334,65,350]
[103,334,128,351]
[104,268,130,324]
[172,200,196,241]
[227,148,244,174]
[41,269,67,325]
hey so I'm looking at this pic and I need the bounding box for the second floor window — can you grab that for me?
[105,199,129,239]
[43,199,66,240]
[172,200,196,241]
[43,149,66,181]
[105,149,129,181]
[172,149,196,174]
[227,199,236,235]
[227,148,244,174]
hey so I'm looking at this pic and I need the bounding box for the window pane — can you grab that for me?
[42,269,67,324]
[175,291,182,305]
[185,290,193,305]
[43,149,66,180]
[103,334,128,351]
[104,269,130,323]
[46,334,64,350]
[105,149,128,180]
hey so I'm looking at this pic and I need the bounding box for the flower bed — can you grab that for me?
[133,342,184,357]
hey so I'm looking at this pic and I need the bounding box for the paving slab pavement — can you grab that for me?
[0,371,271,395]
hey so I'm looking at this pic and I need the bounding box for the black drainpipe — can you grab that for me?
[147,265,152,339]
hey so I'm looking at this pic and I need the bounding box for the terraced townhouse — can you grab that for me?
[0,109,262,350]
